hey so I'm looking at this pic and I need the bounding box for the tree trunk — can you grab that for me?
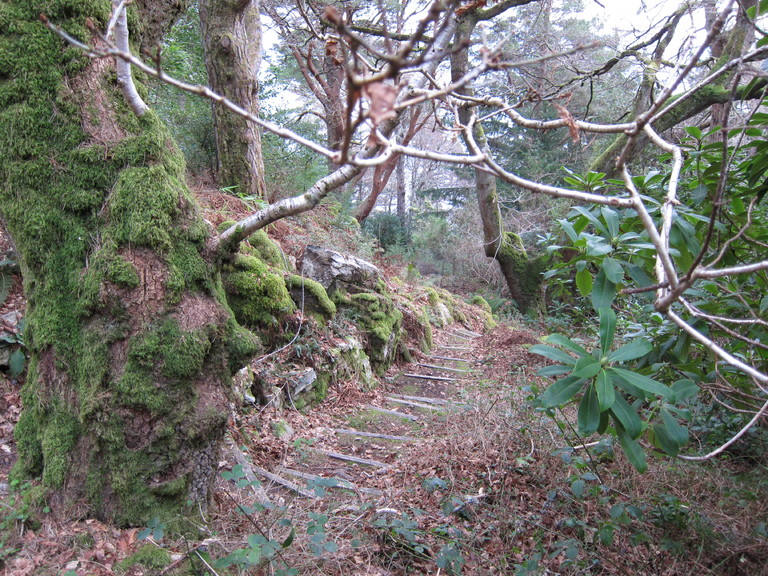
[396,155,406,220]
[199,0,266,199]
[451,14,543,313]
[2,1,259,526]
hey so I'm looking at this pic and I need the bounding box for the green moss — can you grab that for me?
[247,229,287,269]
[217,220,236,233]
[330,288,352,306]
[469,295,492,314]
[224,316,263,373]
[286,275,336,320]
[223,255,296,328]
[117,320,211,411]
[40,408,79,489]
[420,307,433,352]
[167,241,212,303]
[436,288,467,323]
[498,232,546,313]
[2,1,245,527]
[116,544,172,573]
[347,291,403,374]
[107,165,182,251]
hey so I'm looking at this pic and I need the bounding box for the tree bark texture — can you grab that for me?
[199,0,266,198]
[1,0,259,526]
[451,13,543,312]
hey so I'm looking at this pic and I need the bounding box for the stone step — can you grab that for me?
[278,467,385,497]
[364,403,420,421]
[385,396,444,411]
[388,393,460,406]
[332,428,417,442]
[416,362,470,374]
[309,447,390,468]
[403,373,457,382]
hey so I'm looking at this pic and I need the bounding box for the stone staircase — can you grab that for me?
[248,326,483,504]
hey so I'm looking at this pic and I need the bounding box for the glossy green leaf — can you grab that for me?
[281,527,296,548]
[545,333,591,357]
[591,269,616,312]
[572,206,610,237]
[595,369,615,412]
[573,356,602,379]
[684,126,702,139]
[653,409,688,456]
[578,383,600,436]
[625,264,654,301]
[616,424,648,473]
[609,394,642,439]
[609,367,672,400]
[598,308,616,356]
[601,257,624,283]
[600,207,620,239]
[575,267,593,297]
[558,218,579,242]
[530,344,576,366]
[671,379,700,403]
[607,339,652,363]
[537,364,573,377]
[540,375,585,407]
[597,410,610,434]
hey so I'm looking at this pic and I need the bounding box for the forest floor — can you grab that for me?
[0,191,766,575]
[0,319,766,575]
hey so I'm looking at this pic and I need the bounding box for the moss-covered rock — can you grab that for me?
[286,275,336,320]
[347,291,403,374]
[115,544,172,573]
[247,229,289,270]
[332,336,376,390]
[223,254,296,329]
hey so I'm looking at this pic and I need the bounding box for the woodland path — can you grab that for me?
[240,325,486,507]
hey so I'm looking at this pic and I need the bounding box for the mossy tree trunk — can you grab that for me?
[199,0,266,199]
[450,10,543,313]
[1,0,259,526]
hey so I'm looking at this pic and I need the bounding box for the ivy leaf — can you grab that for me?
[9,349,25,378]
[578,383,600,436]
